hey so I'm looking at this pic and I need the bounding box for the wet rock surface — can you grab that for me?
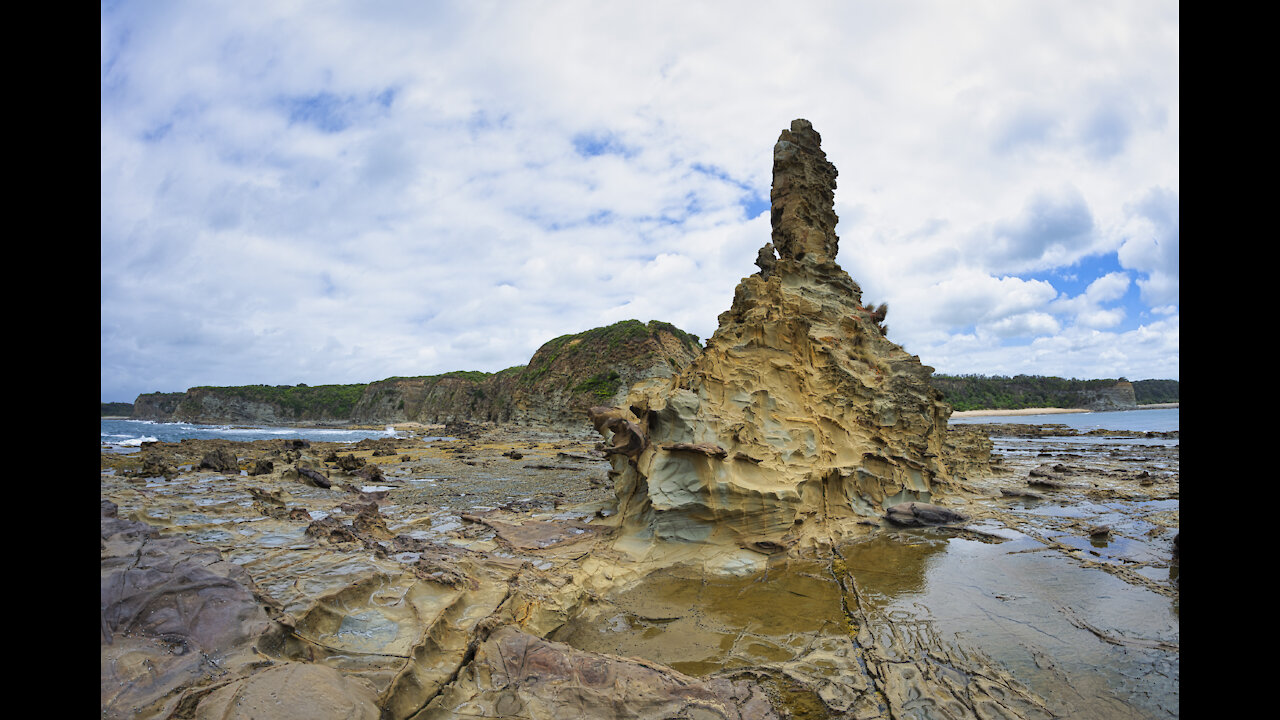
[420,625,780,719]
[101,416,1178,719]
[101,500,274,719]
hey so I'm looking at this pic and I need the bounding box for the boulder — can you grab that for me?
[295,466,331,488]
[198,447,238,473]
[884,501,969,527]
[353,463,385,483]
[335,453,366,472]
[247,458,274,476]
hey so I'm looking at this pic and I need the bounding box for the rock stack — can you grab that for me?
[597,119,963,550]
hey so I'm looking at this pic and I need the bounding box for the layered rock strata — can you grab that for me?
[599,119,964,549]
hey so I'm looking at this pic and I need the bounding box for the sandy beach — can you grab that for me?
[951,407,1087,418]
[951,403,1178,418]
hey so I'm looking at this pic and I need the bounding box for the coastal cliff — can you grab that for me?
[131,392,186,420]
[114,376,1175,418]
[131,320,702,429]
[508,320,702,427]
[930,375,1150,411]
[349,320,701,427]
[1085,379,1137,409]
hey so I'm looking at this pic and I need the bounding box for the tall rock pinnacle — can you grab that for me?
[594,120,975,553]
[770,119,840,264]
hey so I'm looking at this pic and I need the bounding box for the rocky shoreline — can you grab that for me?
[101,120,1177,719]
[101,418,1178,719]
[106,401,1180,427]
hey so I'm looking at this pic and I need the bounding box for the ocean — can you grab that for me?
[102,407,1178,450]
[100,418,409,450]
[948,406,1179,433]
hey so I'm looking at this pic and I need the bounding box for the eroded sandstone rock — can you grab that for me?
[100,418,1178,718]
[417,625,779,720]
[596,119,978,549]
[101,502,272,719]
[193,663,381,720]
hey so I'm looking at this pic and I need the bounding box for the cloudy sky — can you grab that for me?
[101,1,1178,403]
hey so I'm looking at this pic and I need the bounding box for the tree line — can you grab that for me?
[929,374,1177,412]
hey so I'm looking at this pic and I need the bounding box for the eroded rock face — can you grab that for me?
[599,119,969,549]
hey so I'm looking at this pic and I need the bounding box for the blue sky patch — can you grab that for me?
[468,109,511,135]
[1020,252,1122,298]
[279,87,398,133]
[689,163,768,219]
[739,194,770,220]
[1017,251,1147,331]
[320,272,338,297]
[142,121,173,142]
[284,92,353,133]
[571,131,635,158]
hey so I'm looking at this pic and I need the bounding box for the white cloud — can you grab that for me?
[989,312,1062,338]
[101,1,1179,402]
[922,315,1178,380]
[1084,272,1131,304]
[1048,271,1131,329]
[980,185,1096,272]
[1116,186,1179,307]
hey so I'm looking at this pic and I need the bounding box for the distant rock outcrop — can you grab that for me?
[929,375,1149,411]
[131,392,186,420]
[509,320,703,428]
[1083,380,1138,410]
[349,320,702,428]
[595,120,974,549]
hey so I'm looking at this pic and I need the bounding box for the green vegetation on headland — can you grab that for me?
[182,383,368,420]
[101,402,134,416]
[573,370,623,400]
[1130,379,1179,405]
[930,374,1177,412]
[122,318,1175,423]
[521,320,698,386]
[129,319,705,426]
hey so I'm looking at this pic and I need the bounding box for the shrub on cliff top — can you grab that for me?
[186,383,367,419]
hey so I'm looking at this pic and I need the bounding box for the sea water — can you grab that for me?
[102,408,1178,449]
[100,418,406,449]
[948,406,1178,433]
